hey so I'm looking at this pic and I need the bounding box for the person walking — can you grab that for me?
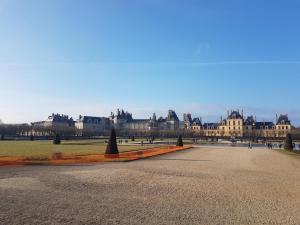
[248,142,252,149]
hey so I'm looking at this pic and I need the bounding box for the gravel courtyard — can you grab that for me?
[1,146,300,225]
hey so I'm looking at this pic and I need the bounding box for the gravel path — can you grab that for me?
[1,147,300,225]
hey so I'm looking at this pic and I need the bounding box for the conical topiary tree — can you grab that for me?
[53,133,61,145]
[131,136,135,142]
[105,128,119,155]
[284,133,293,151]
[176,135,183,147]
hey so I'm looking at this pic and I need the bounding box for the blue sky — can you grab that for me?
[1,0,300,125]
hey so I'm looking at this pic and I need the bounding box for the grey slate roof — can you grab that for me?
[77,116,109,124]
[192,117,202,126]
[255,122,274,129]
[203,123,219,129]
[276,115,291,125]
[228,111,243,119]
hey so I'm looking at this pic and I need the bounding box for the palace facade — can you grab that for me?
[31,109,294,138]
[75,115,110,136]
[110,109,180,131]
[185,110,292,138]
[31,113,75,135]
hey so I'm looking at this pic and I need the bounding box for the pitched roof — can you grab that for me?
[244,116,255,125]
[203,123,219,129]
[77,116,109,123]
[255,122,274,129]
[167,110,179,121]
[192,117,202,126]
[276,114,291,125]
[228,111,243,119]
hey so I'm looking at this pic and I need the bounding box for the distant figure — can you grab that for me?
[141,141,144,146]
[248,142,252,149]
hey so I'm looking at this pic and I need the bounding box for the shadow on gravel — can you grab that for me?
[147,158,212,162]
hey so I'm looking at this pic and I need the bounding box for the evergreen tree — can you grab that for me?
[53,134,61,145]
[105,128,119,154]
[131,136,135,142]
[176,135,183,147]
[284,133,293,151]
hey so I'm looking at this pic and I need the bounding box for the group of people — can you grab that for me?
[118,139,126,144]
[248,142,300,150]
[266,142,299,150]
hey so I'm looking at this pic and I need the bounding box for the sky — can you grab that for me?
[1,0,300,125]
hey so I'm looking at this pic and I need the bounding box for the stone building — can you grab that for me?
[75,115,110,136]
[30,109,294,138]
[183,113,193,129]
[191,117,202,131]
[31,113,75,135]
[110,109,180,131]
[187,110,293,138]
[275,114,292,137]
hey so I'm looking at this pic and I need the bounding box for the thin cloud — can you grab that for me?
[1,60,300,67]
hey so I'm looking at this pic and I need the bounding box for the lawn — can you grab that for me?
[0,140,160,158]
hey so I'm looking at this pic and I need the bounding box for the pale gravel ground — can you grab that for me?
[1,147,300,225]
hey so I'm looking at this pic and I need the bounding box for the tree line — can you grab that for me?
[1,123,300,141]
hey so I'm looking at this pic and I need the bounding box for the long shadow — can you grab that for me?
[147,158,212,162]
[61,142,104,146]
